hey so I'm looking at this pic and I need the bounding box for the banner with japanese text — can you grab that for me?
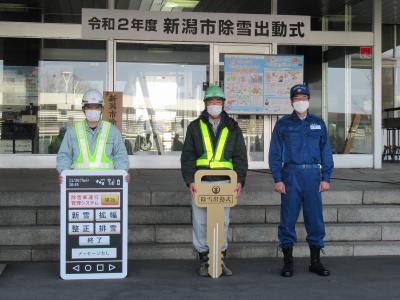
[224,55,304,115]
[103,91,123,131]
[82,9,310,44]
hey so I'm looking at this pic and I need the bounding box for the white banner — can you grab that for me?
[82,9,310,44]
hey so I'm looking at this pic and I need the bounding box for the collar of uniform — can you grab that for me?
[208,117,221,135]
[84,120,102,134]
[208,116,220,126]
[200,110,234,130]
[290,111,309,122]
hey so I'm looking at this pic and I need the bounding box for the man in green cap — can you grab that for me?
[181,85,248,276]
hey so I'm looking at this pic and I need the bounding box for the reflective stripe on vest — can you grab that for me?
[72,120,114,170]
[196,119,233,170]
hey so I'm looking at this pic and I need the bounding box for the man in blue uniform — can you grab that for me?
[269,84,334,277]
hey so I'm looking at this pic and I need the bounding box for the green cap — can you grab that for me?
[204,85,225,101]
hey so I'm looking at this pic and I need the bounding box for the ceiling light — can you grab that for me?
[163,0,199,9]
[0,3,28,12]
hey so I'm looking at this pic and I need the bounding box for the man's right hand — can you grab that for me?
[274,181,286,194]
[189,182,197,197]
[58,175,63,185]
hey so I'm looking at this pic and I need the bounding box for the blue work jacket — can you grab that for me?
[268,111,334,183]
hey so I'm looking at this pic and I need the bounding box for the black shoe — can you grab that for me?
[309,246,330,276]
[221,251,232,276]
[281,247,294,277]
[221,261,233,276]
[197,252,209,277]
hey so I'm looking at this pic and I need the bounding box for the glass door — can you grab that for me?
[212,44,272,169]
[115,42,209,168]
[324,46,373,167]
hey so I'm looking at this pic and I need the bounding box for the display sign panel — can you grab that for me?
[60,170,128,280]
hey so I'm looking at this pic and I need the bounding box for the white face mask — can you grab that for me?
[85,110,101,122]
[207,105,223,117]
[292,100,309,113]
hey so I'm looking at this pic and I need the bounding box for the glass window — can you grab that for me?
[277,0,325,31]
[382,25,400,118]
[115,43,209,156]
[396,68,400,112]
[350,0,373,31]
[234,115,264,162]
[325,46,373,154]
[393,25,400,118]
[278,45,323,117]
[382,68,394,111]
[382,24,395,58]
[0,38,40,154]
[278,0,372,32]
[396,24,400,58]
[0,0,107,23]
[115,0,271,14]
[0,38,107,154]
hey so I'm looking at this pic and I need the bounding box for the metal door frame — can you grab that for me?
[212,43,272,169]
[113,40,210,168]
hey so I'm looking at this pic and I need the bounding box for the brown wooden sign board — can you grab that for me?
[194,170,237,278]
[103,91,123,131]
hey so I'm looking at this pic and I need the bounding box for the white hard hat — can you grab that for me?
[82,90,103,107]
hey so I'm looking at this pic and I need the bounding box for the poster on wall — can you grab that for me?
[224,55,304,115]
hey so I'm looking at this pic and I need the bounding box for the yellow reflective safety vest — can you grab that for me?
[72,120,114,170]
[195,119,233,170]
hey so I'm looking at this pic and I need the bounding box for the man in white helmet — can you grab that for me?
[57,90,129,181]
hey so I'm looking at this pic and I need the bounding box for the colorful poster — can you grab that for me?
[264,55,304,114]
[224,55,304,115]
[224,55,264,113]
